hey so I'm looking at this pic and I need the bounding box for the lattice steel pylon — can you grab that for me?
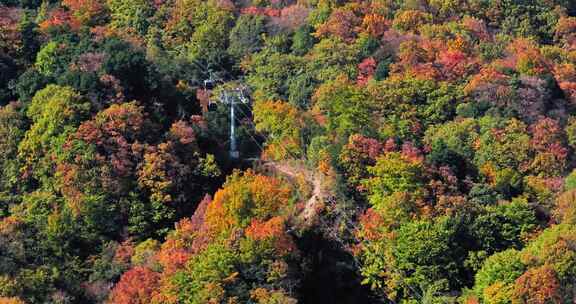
[219,86,250,159]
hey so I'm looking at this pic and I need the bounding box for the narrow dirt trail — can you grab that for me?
[265,161,324,225]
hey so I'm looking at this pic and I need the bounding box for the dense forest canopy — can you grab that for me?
[3,0,576,303]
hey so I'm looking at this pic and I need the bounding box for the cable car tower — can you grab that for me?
[219,86,249,159]
[202,72,250,159]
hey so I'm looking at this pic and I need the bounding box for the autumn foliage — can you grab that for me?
[5,0,576,303]
[108,267,160,304]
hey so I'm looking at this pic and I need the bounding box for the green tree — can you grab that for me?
[17,12,40,64]
[12,68,48,102]
[101,38,151,100]
[0,103,25,194]
[35,41,58,77]
[307,37,360,82]
[291,25,316,56]
[186,2,234,64]
[392,217,467,297]
[474,117,532,172]
[246,50,305,102]
[107,0,153,35]
[362,152,424,210]
[367,76,463,139]
[474,249,525,303]
[171,241,239,304]
[471,198,538,254]
[312,75,373,140]
[424,118,479,162]
[358,216,469,301]
[228,15,266,60]
[18,85,90,185]
[253,100,304,160]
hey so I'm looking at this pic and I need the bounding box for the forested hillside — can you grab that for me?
[2,0,576,303]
